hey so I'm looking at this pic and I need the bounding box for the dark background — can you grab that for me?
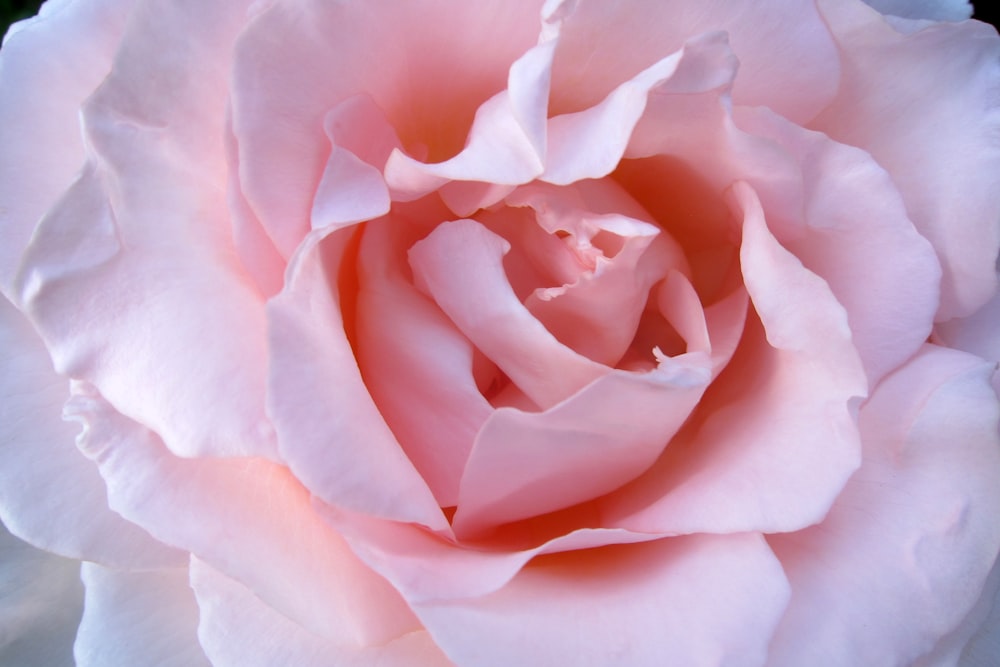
[0,1,997,54]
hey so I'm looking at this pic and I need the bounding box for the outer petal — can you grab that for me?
[0,295,182,568]
[74,564,209,667]
[934,281,1000,363]
[814,0,1000,320]
[548,0,840,124]
[0,521,82,667]
[191,558,454,667]
[14,0,277,461]
[864,0,973,21]
[68,383,423,648]
[414,534,789,667]
[767,345,1000,665]
[958,557,1000,667]
[0,0,133,296]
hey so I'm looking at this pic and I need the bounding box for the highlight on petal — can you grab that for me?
[74,564,209,667]
[815,0,1000,321]
[191,558,454,667]
[767,345,1000,665]
[68,383,423,648]
[413,534,789,667]
[310,95,402,230]
[601,183,866,535]
[0,295,181,569]
[268,225,447,530]
[0,521,82,667]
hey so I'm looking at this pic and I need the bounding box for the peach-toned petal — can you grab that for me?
[0,0,132,297]
[414,535,789,667]
[549,0,839,124]
[268,227,448,529]
[231,0,543,255]
[602,183,866,535]
[75,564,209,667]
[68,383,422,648]
[409,219,608,409]
[191,558,454,667]
[0,296,181,568]
[356,215,493,508]
[815,0,1000,320]
[0,521,82,667]
[768,346,1000,665]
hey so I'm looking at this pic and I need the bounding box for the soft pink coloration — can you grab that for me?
[1,1,999,666]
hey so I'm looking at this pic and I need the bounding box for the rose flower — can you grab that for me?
[1,0,999,665]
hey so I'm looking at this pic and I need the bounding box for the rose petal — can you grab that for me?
[414,534,789,667]
[310,95,401,230]
[601,183,866,535]
[68,383,423,647]
[0,295,181,568]
[767,345,1000,665]
[191,557,453,667]
[74,563,209,667]
[268,226,448,529]
[0,521,82,667]
[864,0,972,22]
[814,0,1000,320]
[14,0,278,461]
[549,0,840,124]
[356,216,493,508]
[934,280,1000,364]
[231,0,543,255]
[0,0,131,297]
[452,354,712,537]
[542,31,737,186]
[736,106,942,384]
[958,555,1000,667]
[409,219,608,409]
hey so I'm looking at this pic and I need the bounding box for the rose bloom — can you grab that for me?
[2,0,1000,664]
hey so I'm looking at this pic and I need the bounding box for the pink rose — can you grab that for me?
[2,0,999,664]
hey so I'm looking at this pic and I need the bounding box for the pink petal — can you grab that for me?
[452,354,712,537]
[601,183,866,535]
[13,0,277,461]
[414,534,789,667]
[934,280,1000,364]
[268,226,447,529]
[191,558,454,667]
[355,215,493,508]
[543,31,737,186]
[549,0,840,124]
[310,95,401,230]
[0,0,131,296]
[69,384,423,648]
[814,0,1000,320]
[231,0,542,255]
[0,295,181,568]
[0,521,82,667]
[737,106,942,384]
[75,564,209,667]
[767,345,1000,665]
[409,219,609,409]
